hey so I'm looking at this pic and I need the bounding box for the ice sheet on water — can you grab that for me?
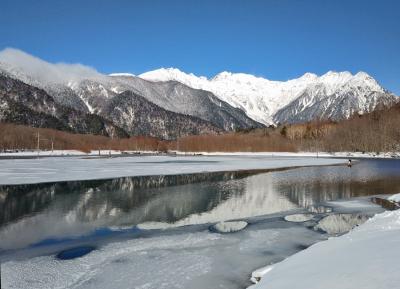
[0,155,345,185]
[2,220,325,289]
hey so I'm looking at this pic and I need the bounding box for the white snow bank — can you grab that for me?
[332,151,400,159]
[250,206,400,289]
[0,155,345,185]
[388,193,400,203]
[250,265,273,284]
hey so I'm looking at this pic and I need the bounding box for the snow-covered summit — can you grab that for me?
[298,72,318,81]
[139,67,208,87]
[109,73,136,77]
[139,68,391,124]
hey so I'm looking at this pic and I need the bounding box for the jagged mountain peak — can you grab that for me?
[210,71,274,85]
[139,67,207,83]
[211,71,233,81]
[354,71,371,79]
[321,70,352,77]
[298,72,318,81]
[351,71,382,90]
[317,70,381,90]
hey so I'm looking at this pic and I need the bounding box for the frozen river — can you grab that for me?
[1,156,400,289]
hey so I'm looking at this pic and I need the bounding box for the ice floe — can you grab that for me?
[210,221,248,233]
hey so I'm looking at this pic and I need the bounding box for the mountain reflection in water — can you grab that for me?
[0,159,399,249]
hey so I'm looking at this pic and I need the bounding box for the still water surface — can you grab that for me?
[1,158,399,251]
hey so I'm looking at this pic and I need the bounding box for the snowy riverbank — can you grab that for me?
[249,196,400,289]
[0,154,346,185]
[0,150,399,159]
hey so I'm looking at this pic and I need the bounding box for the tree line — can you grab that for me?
[0,102,399,153]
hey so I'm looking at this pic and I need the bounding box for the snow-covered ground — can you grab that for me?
[249,198,400,289]
[0,149,144,157]
[0,155,346,185]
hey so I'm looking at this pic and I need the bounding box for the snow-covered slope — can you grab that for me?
[140,68,397,125]
[249,206,400,289]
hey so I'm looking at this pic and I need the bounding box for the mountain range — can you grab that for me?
[140,68,398,125]
[0,48,397,139]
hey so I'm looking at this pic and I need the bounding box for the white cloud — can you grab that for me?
[0,47,102,84]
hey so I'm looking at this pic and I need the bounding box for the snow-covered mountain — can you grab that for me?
[0,73,128,137]
[140,68,397,124]
[0,47,397,137]
[0,48,261,135]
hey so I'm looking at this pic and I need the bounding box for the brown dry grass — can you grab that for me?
[176,130,297,152]
[0,123,173,152]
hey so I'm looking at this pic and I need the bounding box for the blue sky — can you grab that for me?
[1,0,399,94]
